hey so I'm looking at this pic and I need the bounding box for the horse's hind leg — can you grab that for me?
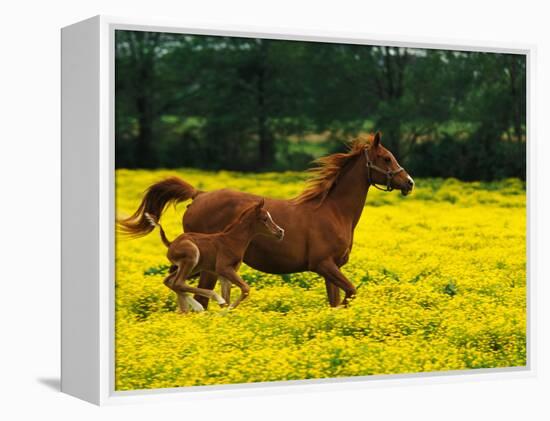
[172,264,230,312]
[170,270,225,309]
[165,260,202,313]
[163,270,189,312]
[194,272,218,309]
[179,284,226,307]
[163,271,177,289]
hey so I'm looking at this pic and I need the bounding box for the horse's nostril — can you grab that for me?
[407,179,414,187]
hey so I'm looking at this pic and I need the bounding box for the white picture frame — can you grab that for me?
[61,15,536,405]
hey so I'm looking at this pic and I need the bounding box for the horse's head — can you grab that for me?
[250,198,285,241]
[364,132,414,196]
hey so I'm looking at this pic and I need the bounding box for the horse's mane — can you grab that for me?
[293,134,374,205]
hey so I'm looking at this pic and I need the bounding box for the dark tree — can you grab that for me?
[114,30,526,180]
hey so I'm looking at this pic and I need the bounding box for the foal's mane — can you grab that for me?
[293,134,373,205]
[222,201,259,233]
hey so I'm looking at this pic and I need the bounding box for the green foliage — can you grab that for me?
[407,132,526,181]
[144,264,171,276]
[443,281,458,297]
[115,31,526,180]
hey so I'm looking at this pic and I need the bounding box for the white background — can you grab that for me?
[0,0,548,419]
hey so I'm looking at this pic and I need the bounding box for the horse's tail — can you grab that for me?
[118,177,202,238]
[144,213,172,248]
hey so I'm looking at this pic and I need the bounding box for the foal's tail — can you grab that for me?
[144,213,172,248]
[118,177,201,238]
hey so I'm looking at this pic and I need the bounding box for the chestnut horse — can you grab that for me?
[119,132,414,308]
[144,199,284,312]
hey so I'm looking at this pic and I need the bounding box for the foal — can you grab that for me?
[145,199,284,312]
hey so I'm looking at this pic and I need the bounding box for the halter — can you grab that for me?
[364,148,404,192]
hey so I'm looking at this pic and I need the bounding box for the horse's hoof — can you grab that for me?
[184,296,205,312]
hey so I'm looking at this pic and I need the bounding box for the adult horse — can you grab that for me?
[119,132,414,307]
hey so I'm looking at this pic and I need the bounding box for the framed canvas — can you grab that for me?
[61,15,535,405]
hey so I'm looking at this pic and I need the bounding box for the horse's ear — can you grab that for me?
[373,131,382,148]
[256,198,265,211]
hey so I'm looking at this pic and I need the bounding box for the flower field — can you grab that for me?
[115,169,526,391]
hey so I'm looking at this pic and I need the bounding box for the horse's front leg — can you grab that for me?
[218,270,250,309]
[315,260,357,306]
[324,279,341,307]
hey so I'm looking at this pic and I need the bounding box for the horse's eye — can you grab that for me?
[384,157,391,163]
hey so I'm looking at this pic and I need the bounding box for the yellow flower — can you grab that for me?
[114,170,526,391]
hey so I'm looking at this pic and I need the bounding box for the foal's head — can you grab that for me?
[243,199,285,241]
[364,132,415,196]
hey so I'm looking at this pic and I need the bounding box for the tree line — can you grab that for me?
[115,30,526,180]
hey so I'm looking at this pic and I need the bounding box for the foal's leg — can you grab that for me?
[163,272,188,312]
[165,260,205,313]
[179,284,226,307]
[194,272,218,309]
[219,270,250,309]
[220,279,232,306]
[163,268,200,312]
[163,271,177,288]
[315,260,357,306]
[170,263,227,310]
